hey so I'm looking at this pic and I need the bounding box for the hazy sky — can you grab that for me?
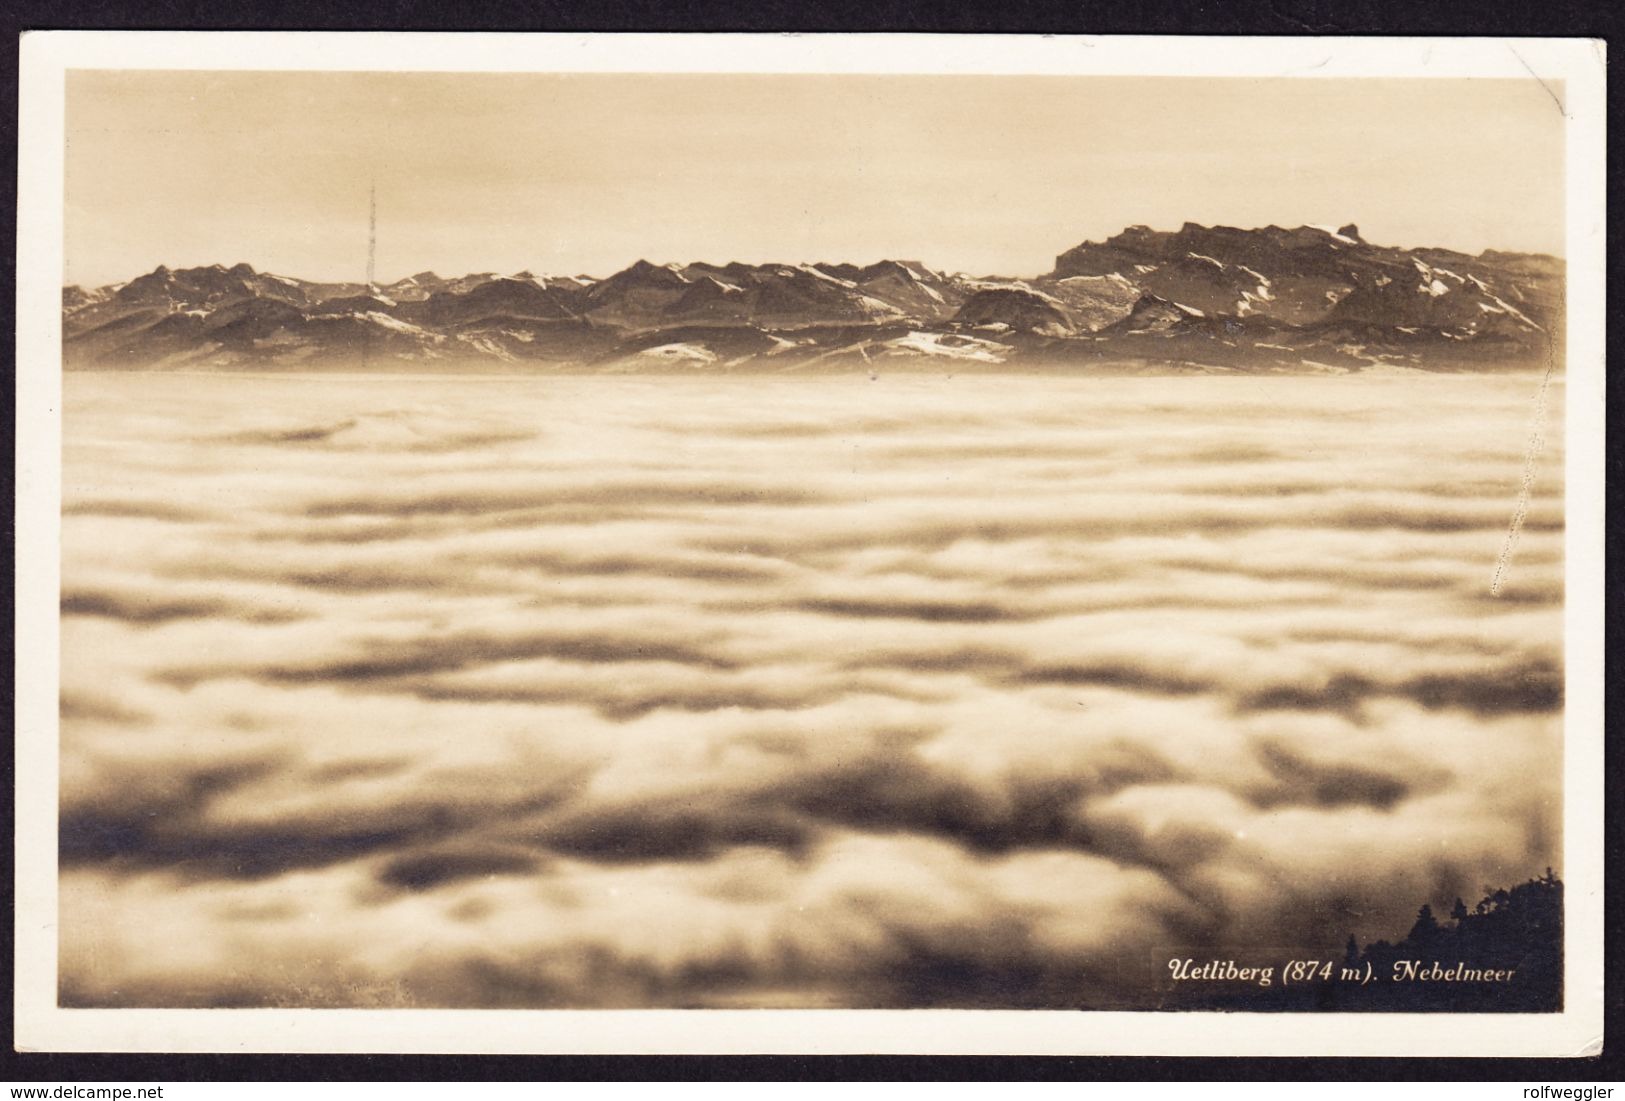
[65,71,1565,286]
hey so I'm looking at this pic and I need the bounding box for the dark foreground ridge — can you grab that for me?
[1164,871,1564,1012]
[63,223,1563,374]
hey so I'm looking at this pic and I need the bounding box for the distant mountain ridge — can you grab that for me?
[62,223,1562,373]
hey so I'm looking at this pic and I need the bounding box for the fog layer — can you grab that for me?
[59,372,1563,1007]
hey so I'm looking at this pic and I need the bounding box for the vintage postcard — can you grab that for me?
[13,32,1606,1055]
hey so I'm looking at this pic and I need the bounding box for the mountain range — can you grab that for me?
[61,223,1562,374]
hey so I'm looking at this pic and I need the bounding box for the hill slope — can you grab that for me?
[63,225,1562,373]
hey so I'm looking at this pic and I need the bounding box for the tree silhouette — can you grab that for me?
[1407,903,1442,944]
[1348,873,1563,1012]
[1165,872,1563,1012]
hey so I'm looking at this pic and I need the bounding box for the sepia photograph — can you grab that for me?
[13,32,1606,1056]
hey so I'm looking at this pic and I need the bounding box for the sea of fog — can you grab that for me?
[58,370,1564,1008]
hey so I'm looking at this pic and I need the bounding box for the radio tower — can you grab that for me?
[366,180,377,288]
[361,181,377,371]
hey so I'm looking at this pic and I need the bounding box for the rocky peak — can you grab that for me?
[1114,292,1206,332]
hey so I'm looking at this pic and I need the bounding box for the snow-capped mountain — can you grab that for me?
[61,225,1561,373]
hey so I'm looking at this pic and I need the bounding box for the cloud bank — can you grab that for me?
[58,372,1564,1007]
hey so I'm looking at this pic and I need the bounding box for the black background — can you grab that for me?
[2,0,1620,1083]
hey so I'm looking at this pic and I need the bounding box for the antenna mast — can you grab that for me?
[366,181,377,287]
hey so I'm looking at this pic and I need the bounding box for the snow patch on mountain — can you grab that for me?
[1308,224,1359,245]
[855,295,907,319]
[798,264,858,289]
[457,335,517,361]
[1481,296,1544,331]
[911,279,946,305]
[884,331,1007,363]
[639,342,718,364]
[364,312,433,337]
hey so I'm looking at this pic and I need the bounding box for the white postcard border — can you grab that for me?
[14,31,1607,1057]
